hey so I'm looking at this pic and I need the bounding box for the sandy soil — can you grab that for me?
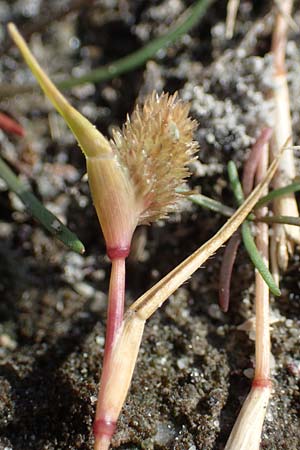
[0,1,300,449]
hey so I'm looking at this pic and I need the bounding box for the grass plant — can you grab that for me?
[5,4,300,448]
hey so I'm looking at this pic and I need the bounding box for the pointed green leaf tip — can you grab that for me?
[0,155,85,254]
[227,160,281,297]
[8,22,112,159]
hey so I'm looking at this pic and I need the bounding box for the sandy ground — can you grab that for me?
[0,1,300,449]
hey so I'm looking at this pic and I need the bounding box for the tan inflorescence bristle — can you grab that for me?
[8,21,199,254]
[111,92,199,224]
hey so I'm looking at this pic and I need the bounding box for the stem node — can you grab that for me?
[252,378,272,389]
[107,246,130,260]
[93,418,116,439]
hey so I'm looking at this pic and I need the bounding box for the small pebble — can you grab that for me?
[0,334,17,350]
[74,282,95,298]
[243,368,254,379]
[95,336,105,347]
[0,222,13,238]
[153,422,176,446]
[177,357,189,370]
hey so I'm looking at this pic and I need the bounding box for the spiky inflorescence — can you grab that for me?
[111,92,199,224]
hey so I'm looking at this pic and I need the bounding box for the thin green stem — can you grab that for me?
[227,161,280,296]
[59,0,215,88]
[257,215,300,226]
[188,193,234,217]
[0,156,85,254]
[185,189,300,229]
[255,180,300,208]
[241,221,280,296]
[227,161,245,205]
[3,0,215,97]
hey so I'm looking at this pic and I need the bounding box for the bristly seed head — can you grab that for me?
[8,22,199,254]
[111,92,199,224]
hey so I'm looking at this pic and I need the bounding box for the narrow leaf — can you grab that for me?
[241,222,280,296]
[228,161,244,205]
[219,232,241,312]
[55,0,216,89]
[255,181,300,208]
[188,193,234,217]
[8,23,111,159]
[0,156,85,254]
[227,160,280,296]
[258,215,300,227]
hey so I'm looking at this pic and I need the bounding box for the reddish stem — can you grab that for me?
[252,378,272,389]
[242,127,272,197]
[93,256,126,449]
[105,257,126,351]
[219,232,241,312]
[253,135,271,387]
[0,112,25,137]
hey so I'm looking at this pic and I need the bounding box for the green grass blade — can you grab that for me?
[227,160,280,296]
[1,0,215,97]
[258,215,300,227]
[0,156,85,254]
[187,191,299,228]
[58,0,215,89]
[241,222,280,296]
[255,181,300,208]
[188,193,234,217]
[227,161,245,205]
